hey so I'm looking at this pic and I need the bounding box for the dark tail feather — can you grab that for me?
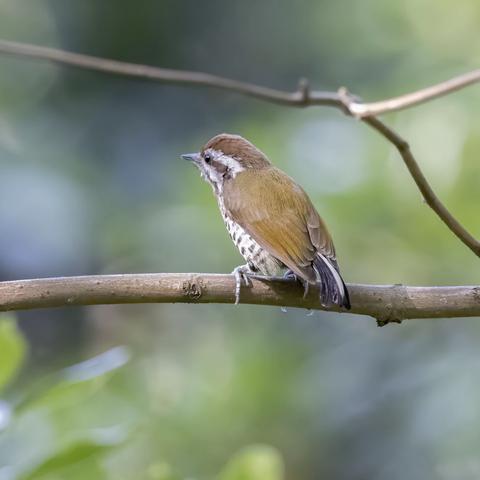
[313,254,351,309]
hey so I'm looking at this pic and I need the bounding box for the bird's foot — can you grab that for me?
[283,269,296,281]
[283,269,309,299]
[232,264,253,305]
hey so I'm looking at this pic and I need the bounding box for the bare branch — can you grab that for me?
[348,69,480,117]
[1,39,479,115]
[0,38,478,317]
[1,274,479,323]
[1,38,477,260]
[364,117,480,257]
[0,39,341,108]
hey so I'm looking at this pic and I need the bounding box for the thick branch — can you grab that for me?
[1,274,479,322]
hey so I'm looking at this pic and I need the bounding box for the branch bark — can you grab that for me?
[1,274,480,323]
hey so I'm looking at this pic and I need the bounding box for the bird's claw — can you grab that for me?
[302,281,309,299]
[283,269,309,299]
[232,265,252,305]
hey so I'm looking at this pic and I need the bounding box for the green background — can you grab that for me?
[0,1,479,478]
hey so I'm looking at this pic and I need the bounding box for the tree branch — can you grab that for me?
[0,39,478,260]
[363,117,480,256]
[0,39,341,108]
[0,40,479,319]
[1,274,479,323]
[1,39,478,114]
[346,69,480,117]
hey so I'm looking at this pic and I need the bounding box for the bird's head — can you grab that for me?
[181,133,271,194]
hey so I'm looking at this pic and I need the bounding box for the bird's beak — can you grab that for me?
[181,152,201,164]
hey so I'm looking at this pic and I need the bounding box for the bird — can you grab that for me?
[181,133,350,309]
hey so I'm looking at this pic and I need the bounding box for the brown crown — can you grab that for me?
[202,133,271,169]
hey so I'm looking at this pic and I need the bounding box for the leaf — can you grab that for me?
[62,346,130,383]
[20,439,114,480]
[219,445,284,480]
[0,409,54,475]
[0,314,26,392]
[146,462,182,480]
[18,346,131,412]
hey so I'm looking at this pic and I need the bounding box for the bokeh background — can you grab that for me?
[0,1,479,479]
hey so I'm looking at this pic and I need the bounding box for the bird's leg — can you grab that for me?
[232,264,253,305]
[283,269,309,299]
[303,281,309,299]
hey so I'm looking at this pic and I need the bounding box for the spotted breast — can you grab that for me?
[218,198,285,277]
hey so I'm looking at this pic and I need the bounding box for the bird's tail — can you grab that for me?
[313,253,351,309]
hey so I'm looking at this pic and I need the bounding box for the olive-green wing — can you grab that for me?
[223,168,336,283]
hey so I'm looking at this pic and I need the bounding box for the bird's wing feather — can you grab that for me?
[223,168,336,283]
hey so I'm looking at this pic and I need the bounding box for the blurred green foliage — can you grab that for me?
[0,0,480,479]
[0,318,285,480]
[0,315,26,391]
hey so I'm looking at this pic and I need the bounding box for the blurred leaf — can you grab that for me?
[62,346,130,383]
[0,314,26,392]
[0,409,56,478]
[20,439,113,480]
[18,346,131,412]
[146,461,182,480]
[219,445,284,480]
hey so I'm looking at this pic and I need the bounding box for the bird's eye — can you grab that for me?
[204,154,212,164]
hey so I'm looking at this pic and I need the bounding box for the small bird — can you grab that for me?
[182,133,350,309]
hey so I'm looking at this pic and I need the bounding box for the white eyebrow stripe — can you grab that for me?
[207,148,245,176]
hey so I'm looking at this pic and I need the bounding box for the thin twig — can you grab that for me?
[1,39,478,114]
[1,274,480,323]
[0,38,478,259]
[348,69,480,117]
[0,39,341,108]
[364,117,480,256]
